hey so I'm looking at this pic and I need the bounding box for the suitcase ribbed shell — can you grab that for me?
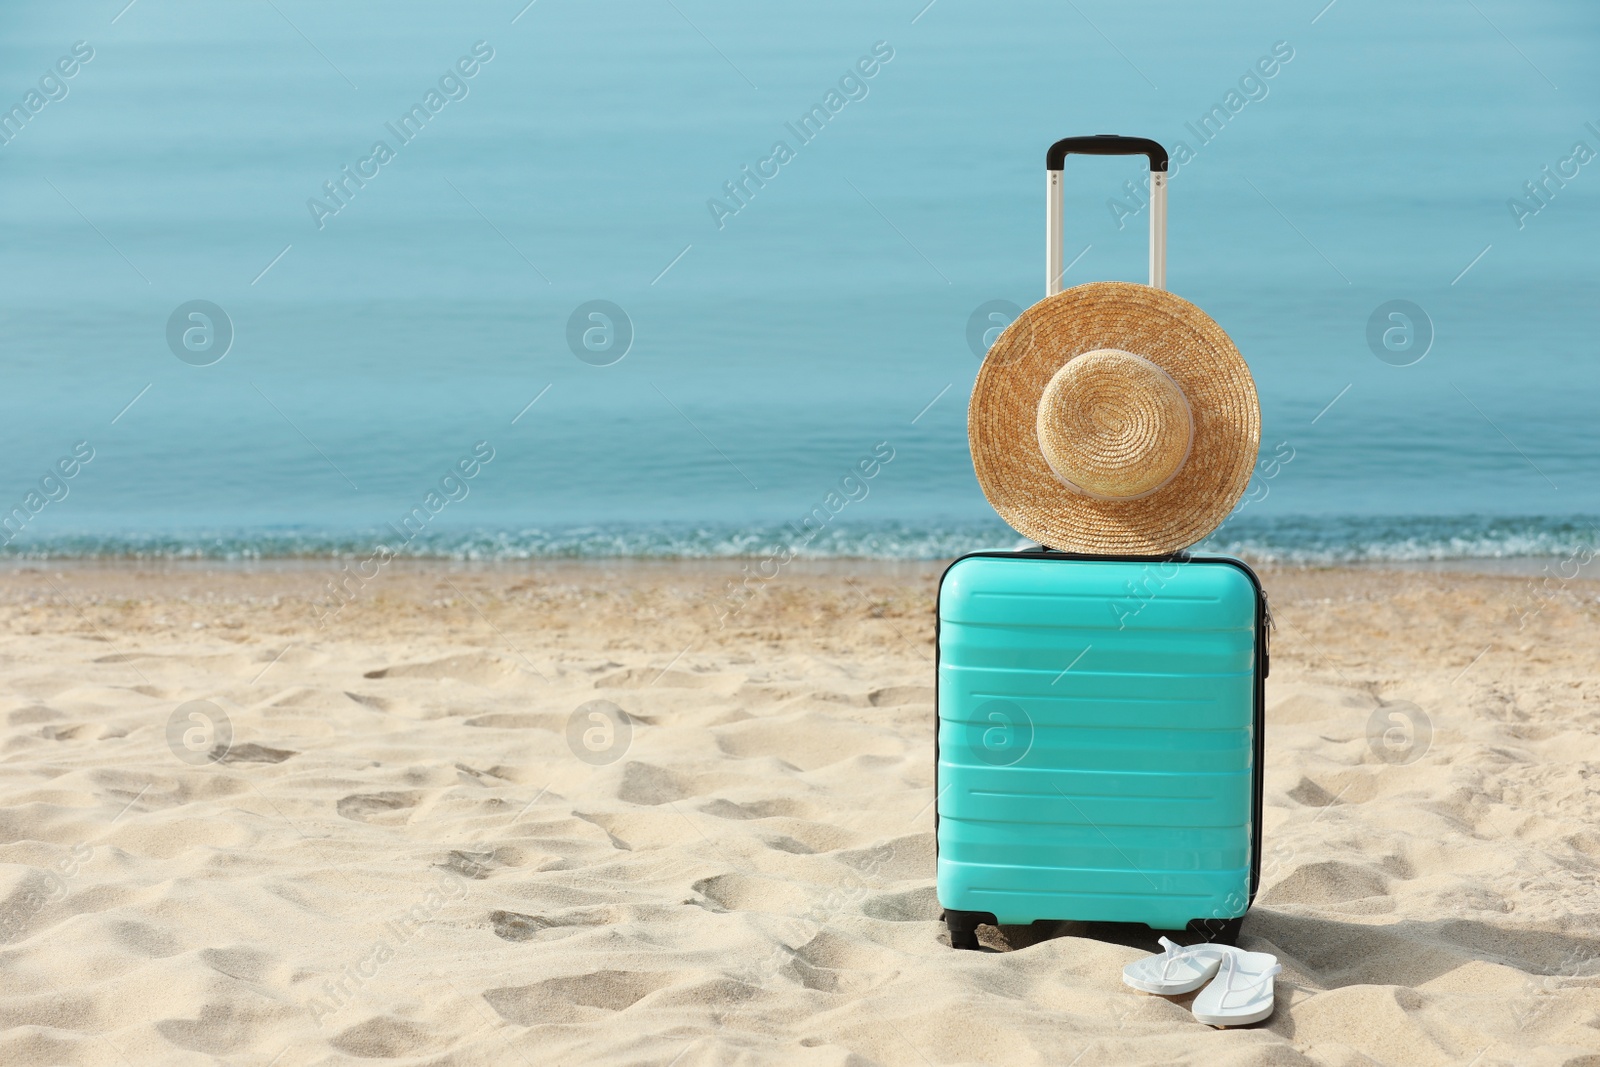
[936,554,1261,931]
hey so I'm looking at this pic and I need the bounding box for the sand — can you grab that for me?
[3,557,1600,1066]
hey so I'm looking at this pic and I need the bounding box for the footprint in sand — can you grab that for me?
[762,834,816,855]
[785,953,842,992]
[1286,776,1345,807]
[439,849,499,880]
[867,685,934,707]
[614,762,688,806]
[336,791,425,824]
[483,970,675,1025]
[330,1016,447,1059]
[436,847,526,880]
[692,873,813,914]
[490,910,554,941]
[213,742,297,764]
[110,919,183,958]
[154,1003,252,1056]
[862,885,941,922]
[782,933,887,992]
[488,907,615,943]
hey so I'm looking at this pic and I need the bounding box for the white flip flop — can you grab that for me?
[1121,936,1242,995]
[1190,950,1281,1027]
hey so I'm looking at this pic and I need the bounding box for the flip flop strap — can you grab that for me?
[1215,959,1281,1008]
[1155,937,1189,981]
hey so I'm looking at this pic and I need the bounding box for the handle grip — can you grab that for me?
[1046,134,1167,295]
[1046,134,1169,173]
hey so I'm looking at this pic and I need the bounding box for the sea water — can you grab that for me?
[0,1,1595,563]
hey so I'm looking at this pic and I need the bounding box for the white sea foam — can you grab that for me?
[5,515,1598,566]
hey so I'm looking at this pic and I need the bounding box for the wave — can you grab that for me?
[1198,514,1600,564]
[4,515,1599,563]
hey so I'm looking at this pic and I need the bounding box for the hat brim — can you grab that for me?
[969,281,1260,555]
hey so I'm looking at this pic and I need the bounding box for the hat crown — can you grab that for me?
[1034,348,1193,501]
[969,281,1260,555]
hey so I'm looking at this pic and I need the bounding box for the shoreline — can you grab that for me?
[1,552,1592,580]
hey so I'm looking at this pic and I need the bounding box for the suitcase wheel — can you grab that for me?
[1186,915,1245,947]
[944,909,996,951]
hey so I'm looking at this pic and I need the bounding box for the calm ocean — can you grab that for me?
[1,1,1596,562]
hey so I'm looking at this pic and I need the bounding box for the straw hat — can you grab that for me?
[969,281,1259,556]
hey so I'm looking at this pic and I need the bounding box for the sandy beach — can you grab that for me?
[3,557,1600,1066]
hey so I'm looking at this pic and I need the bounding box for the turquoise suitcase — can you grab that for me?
[935,550,1267,949]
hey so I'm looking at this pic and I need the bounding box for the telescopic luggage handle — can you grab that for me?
[1046,135,1169,295]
